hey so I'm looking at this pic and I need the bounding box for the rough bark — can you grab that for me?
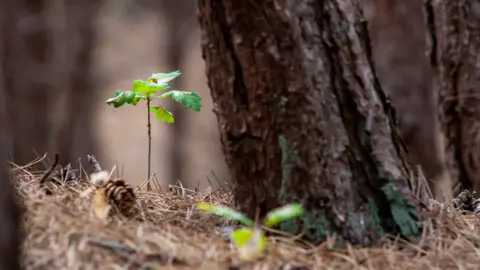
[198,0,421,245]
[425,0,480,194]
[367,0,452,200]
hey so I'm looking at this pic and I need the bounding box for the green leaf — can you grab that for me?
[159,90,202,112]
[150,70,181,85]
[106,90,146,108]
[196,203,254,227]
[149,106,174,123]
[132,79,167,96]
[230,227,254,247]
[231,227,267,261]
[263,203,304,228]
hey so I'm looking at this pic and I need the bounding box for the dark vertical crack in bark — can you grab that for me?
[217,1,249,108]
[425,0,437,67]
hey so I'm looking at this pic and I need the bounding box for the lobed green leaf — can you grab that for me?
[106,90,146,108]
[132,79,167,96]
[159,90,202,112]
[196,203,254,227]
[150,70,181,85]
[263,203,304,228]
[149,106,174,123]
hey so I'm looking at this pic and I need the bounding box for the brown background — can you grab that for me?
[92,4,228,188]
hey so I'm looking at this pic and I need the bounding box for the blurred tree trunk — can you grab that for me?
[425,0,480,194]
[52,0,101,164]
[0,141,22,270]
[366,0,452,200]
[197,0,421,245]
[0,76,22,270]
[157,0,196,186]
[0,16,23,264]
[0,0,52,165]
[0,0,100,166]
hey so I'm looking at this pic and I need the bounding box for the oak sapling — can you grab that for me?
[106,71,202,190]
[196,202,304,261]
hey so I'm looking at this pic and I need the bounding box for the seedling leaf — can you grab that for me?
[159,90,202,112]
[263,203,304,227]
[106,90,146,107]
[132,79,167,96]
[196,203,254,227]
[231,227,267,261]
[150,70,181,85]
[149,106,174,123]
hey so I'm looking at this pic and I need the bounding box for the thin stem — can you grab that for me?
[147,96,152,191]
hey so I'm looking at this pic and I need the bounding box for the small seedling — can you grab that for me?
[106,71,201,190]
[196,202,304,261]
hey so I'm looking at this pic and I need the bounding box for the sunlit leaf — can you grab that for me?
[106,90,146,107]
[158,90,202,112]
[263,203,304,227]
[196,203,254,227]
[150,70,181,85]
[92,187,111,221]
[149,106,174,123]
[132,79,167,96]
[231,227,267,261]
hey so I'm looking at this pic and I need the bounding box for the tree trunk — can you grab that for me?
[52,0,101,164]
[197,0,421,245]
[0,142,22,270]
[425,0,480,194]
[0,0,100,166]
[0,30,22,267]
[158,0,196,186]
[0,0,52,165]
[367,0,452,200]
[0,96,22,270]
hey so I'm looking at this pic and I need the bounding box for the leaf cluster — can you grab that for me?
[106,71,202,123]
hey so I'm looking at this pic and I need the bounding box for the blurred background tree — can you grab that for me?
[364,0,452,199]
[0,0,100,167]
[156,0,197,187]
[425,0,480,195]
[0,0,100,165]
[0,0,229,189]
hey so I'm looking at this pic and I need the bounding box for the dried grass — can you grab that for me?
[11,159,480,270]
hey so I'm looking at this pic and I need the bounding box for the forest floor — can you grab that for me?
[15,157,480,270]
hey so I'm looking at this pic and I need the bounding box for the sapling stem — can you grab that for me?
[146,96,152,191]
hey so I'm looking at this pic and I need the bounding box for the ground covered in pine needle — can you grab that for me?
[11,158,480,270]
